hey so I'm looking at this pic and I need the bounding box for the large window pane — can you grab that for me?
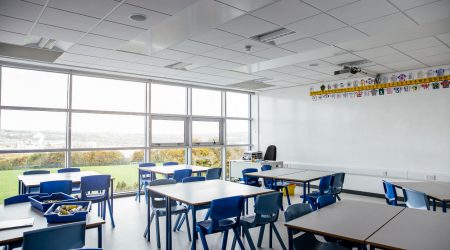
[226,92,249,118]
[226,120,249,145]
[150,148,185,165]
[71,150,141,192]
[192,147,221,167]
[192,89,221,116]
[192,121,220,144]
[152,119,185,144]
[71,113,145,148]
[0,110,66,150]
[72,75,146,112]
[1,67,68,108]
[151,84,186,114]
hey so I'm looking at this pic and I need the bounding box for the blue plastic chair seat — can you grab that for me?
[153,205,189,215]
[196,218,237,233]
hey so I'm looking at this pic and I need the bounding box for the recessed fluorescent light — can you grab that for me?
[250,28,296,45]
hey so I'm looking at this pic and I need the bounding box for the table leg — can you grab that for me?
[443,201,447,213]
[432,199,436,211]
[302,182,307,203]
[110,179,114,213]
[18,180,21,194]
[147,192,151,241]
[166,196,172,250]
[138,171,141,202]
[97,225,102,248]
[287,228,293,250]
[191,206,197,250]
[307,181,310,193]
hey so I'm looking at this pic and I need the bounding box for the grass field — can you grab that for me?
[0,165,138,204]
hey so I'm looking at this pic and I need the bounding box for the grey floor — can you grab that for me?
[85,188,385,250]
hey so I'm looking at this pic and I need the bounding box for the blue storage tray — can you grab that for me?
[44,201,91,224]
[29,193,77,212]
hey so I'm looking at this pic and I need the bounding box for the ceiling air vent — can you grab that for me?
[250,28,296,45]
[165,62,193,70]
[227,78,275,90]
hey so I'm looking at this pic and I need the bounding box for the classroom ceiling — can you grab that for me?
[0,0,449,90]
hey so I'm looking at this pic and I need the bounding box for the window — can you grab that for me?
[150,148,186,165]
[226,120,249,145]
[72,75,146,112]
[225,146,247,179]
[71,113,145,148]
[192,89,221,116]
[0,110,66,150]
[1,67,68,108]
[151,119,185,145]
[192,120,220,145]
[226,92,249,118]
[192,147,221,167]
[151,84,186,114]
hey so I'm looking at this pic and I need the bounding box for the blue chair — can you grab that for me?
[330,173,345,201]
[22,221,86,250]
[241,168,261,187]
[196,196,245,250]
[135,162,156,202]
[40,180,72,195]
[316,195,336,209]
[4,193,48,205]
[182,176,206,183]
[302,175,333,210]
[403,188,430,210]
[144,179,191,248]
[261,165,291,207]
[206,168,222,180]
[57,168,80,173]
[232,192,286,250]
[163,161,179,166]
[175,176,208,231]
[23,170,50,193]
[172,169,192,183]
[284,204,347,250]
[79,175,115,227]
[382,180,405,207]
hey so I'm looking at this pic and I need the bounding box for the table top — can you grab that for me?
[274,170,334,182]
[0,202,104,245]
[366,208,450,250]
[139,165,210,175]
[391,181,450,201]
[147,180,274,206]
[17,171,104,187]
[244,168,305,178]
[229,160,284,165]
[284,200,405,243]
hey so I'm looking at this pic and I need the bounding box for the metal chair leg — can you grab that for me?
[257,224,265,247]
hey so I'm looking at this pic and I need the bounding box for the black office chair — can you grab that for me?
[264,145,277,161]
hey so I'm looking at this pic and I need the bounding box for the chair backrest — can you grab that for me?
[139,162,156,168]
[254,192,282,223]
[182,176,206,183]
[206,168,222,180]
[284,203,313,222]
[263,145,277,161]
[57,168,80,173]
[208,196,244,232]
[331,172,345,194]
[173,169,192,183]
[317,195,336,209]
[22,221,86,250]
[382,180,399,206]
[80,175,111,200]
[138,162,156,178]
[318,175,333,194]
[40,180,73,195]
[23,170,50,175]
[4,193,48,205]
[242,168,259,184]
[260,165,273,188]
[163,161,178,166]
[403,188,430,210]
[148,179,177,209]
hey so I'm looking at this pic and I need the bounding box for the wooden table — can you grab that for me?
[366,208,450,250]
[276,170,334,202]
[0,202,105,248]
[284,200,405,250]
[392,181,450,212]
[146,180,274,250]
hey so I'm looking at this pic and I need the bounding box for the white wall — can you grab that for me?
[258,66,450,194]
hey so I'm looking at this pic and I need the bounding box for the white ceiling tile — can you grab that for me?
[219,14,279,38]
[407,45,450,58]
[383,60,426,71]
[25,0,47,5]
[216,0,278,12]
[354,46,398,59]
[286,14,347,37]
[391,37,443,52]
[152,49,194,61]
[183,55,220,66]
[306,72,333,80]
[0,0,43,21]
[417,52,450,66]
[214,71,253,80]
[0,15,33,34]
[209,61,243,70]
[279,38,328,53]
[125,63,158,72]
[68,44,111,57]
[138,56,176,66]
[252,47,294,59]
[371,53,412,64]
[170,40,217,54]
[314,27,368,44]
[202,48,244,60]
[353,13,417,36]
[322,53,363,64]
[58,53,99,64]
[310,65,343,74]
[93,58,130,68]
[39,7,98,32]
[273,65,305,74]
[191,29,243,47]
[265,80,297,87]
[389,0,437,10]
[92,21,144,40]
[189,67,225,74]
[125,0,198,15]
[31,23,84,43]
[328,0,398,25]
[78,34,126,50]
[296,60,335,69]
[361,64,392,74]
[223,39,272,53]
[406,0,450,24]
[252,70,284,78]
[0,30,26,45]
[272,32,308,45]
[251,0,320,26]
[55,59,92,68]
[48,0,118,18]
[436,32,450,44]
[107,3,170,29]
[228,54,266,64]
[285,77,316,84]
[302,0,358,11]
